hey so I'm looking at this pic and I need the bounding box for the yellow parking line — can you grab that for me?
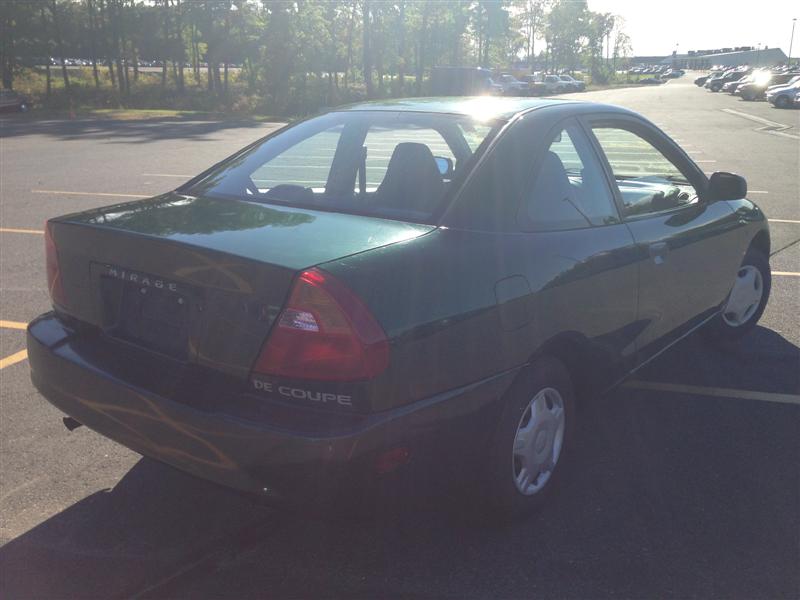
[773,271,800,277]
[31,189,143,198]
[0,320,28,330]
[0,350,28,370]
[624,380,800,406]
[0,227,43,235]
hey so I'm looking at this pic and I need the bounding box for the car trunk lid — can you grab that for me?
[49,193,433,378]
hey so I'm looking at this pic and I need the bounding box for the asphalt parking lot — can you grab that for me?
[1,77,798,598]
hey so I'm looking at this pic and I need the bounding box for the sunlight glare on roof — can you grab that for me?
[460,96,510,122]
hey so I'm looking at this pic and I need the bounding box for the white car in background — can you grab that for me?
[766,79,800,109]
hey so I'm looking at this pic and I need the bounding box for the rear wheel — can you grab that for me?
[702,248,771,342]
[483,357,576,520]
[775,95,791,109]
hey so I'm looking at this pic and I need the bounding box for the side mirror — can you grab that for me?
[434,156,455,178]
[708,171,747,201]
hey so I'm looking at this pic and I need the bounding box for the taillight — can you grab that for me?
[253,268,389,381]
[44,221,66,306]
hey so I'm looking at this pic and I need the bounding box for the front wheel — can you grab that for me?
[775,95,791,109]
[702,247,771,342]
[482,357,576,520]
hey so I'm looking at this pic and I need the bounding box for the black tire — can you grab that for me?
[18,102,28,113]
[741,90,754,101]
[701,247,771,343]
[775,95,791,109]
[482,357,576,520]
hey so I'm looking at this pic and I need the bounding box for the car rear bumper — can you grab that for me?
[28,313,516,498]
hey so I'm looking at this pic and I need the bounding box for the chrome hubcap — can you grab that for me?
[722,265,763,327]
[512,387,565,496]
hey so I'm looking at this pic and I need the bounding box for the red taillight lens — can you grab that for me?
[253,268,389,381]
[44,221,66,306]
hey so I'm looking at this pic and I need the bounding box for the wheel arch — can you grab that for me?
[528,332,599,401]
[748,229,770,257]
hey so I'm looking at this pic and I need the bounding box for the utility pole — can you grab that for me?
[789,18,797,66]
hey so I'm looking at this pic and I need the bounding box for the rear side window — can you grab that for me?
[360,126,456,191]
[251,125,342,191]
[185,111,498,223]
[520,124,618,231]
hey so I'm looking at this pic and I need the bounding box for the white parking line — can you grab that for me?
[773,271,800,277]
[32,189,144,198]
[721,108,800,140]
[749,191,769,194]
[142,173,194,178]
[624,380,800,406]
[770,219,800,224]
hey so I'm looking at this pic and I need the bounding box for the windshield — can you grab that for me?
[184,111,500,223]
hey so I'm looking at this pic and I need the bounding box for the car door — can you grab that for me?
[517,119,641,380]
[584,115,744,358]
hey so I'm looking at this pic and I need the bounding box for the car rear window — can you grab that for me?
[185,111,501,223]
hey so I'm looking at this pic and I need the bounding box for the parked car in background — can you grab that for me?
[541,74,568,93]
[694,75,710,86]
[29,97,771,521]
[430,66,498,96]
[794,90,800,108]
[496,74,530,96]
[661,69,684,79]
[520,75,547,96]
[706,69,749,92]
[722,76,748,93]
[738,72,799,101]
[0,90,29,112]
[767,79,800,108]
[558,74,586,91]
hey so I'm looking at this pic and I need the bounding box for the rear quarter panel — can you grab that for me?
[323,224,640,411]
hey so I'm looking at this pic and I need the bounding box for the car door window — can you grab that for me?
[592,127,699,218]
[520,124,619,231]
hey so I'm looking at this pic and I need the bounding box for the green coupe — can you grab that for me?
[28,97,771,519]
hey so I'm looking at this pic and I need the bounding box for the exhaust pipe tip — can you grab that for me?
[62,416,83,431]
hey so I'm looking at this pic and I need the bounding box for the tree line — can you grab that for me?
[1,0,632,114]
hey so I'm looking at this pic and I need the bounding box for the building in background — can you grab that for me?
[631,47,789,69]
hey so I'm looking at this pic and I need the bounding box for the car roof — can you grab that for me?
[337,96,632,121]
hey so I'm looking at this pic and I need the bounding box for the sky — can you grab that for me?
[588,0,798,58]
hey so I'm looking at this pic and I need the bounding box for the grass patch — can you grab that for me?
[22,107,283,122]
[10,66,365,118]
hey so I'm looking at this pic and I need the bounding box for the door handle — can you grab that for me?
[648,242,669,265]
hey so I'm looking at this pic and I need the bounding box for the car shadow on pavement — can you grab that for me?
[0,116,270,143]
[0,327,797,599]
[636,325,800,395]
